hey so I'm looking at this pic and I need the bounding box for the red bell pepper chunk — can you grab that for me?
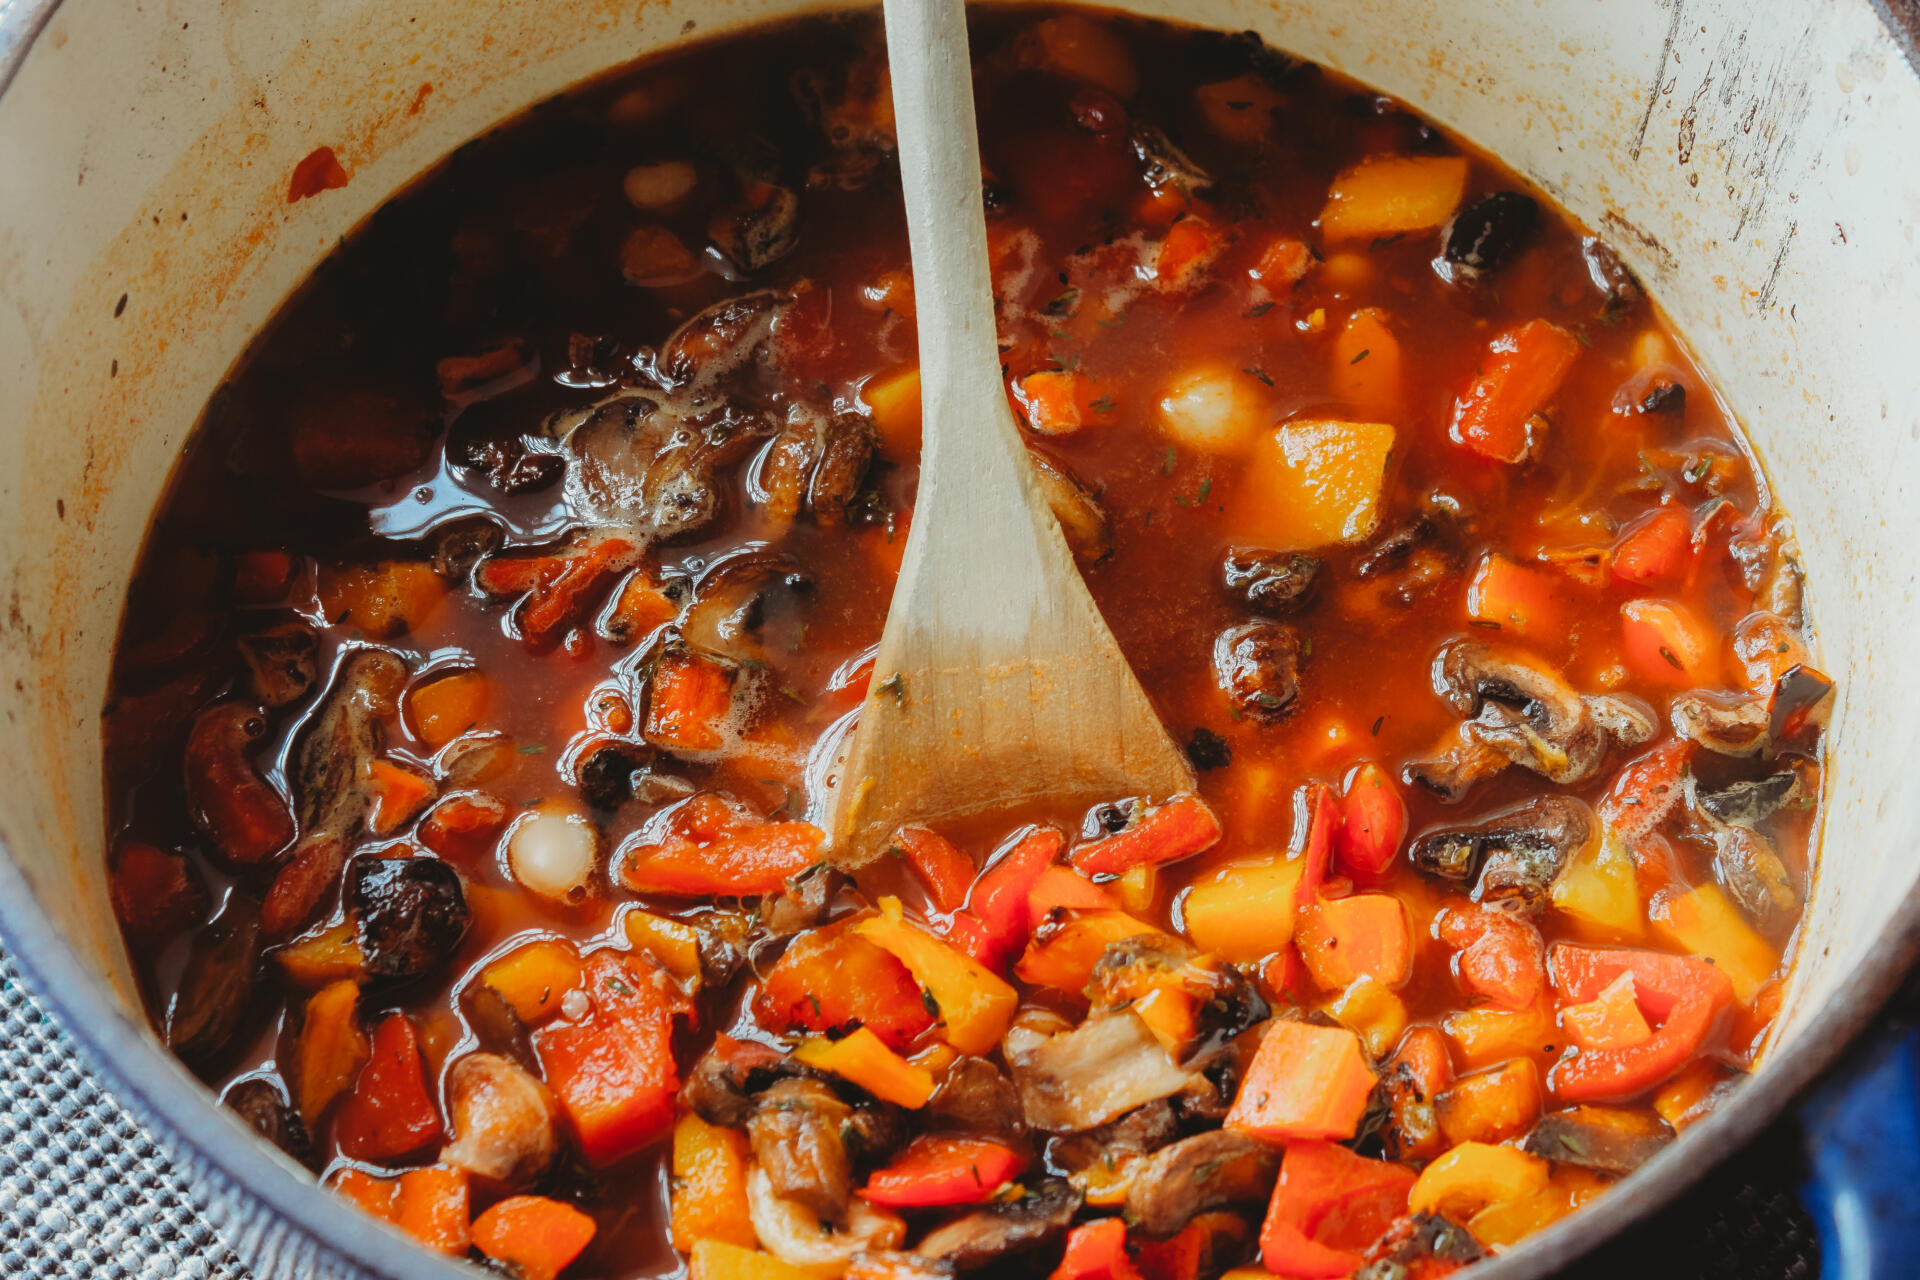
[1050,1218,1143,1280]
[1069,794,1222,877]
[1611,505,1693,586]
[1436,906,1547,1010]
[535,949,690,1166]
[947,826,1065,970]
[334,1013,442,1163]
[1293,784,1342,911]
[1335,763,1407,877]
[1547,944,1734,1103]
[1027,864,1122,918]
[893,825,977,914]
[1260,1140,1416,1278]
[861,1135,1026,1208]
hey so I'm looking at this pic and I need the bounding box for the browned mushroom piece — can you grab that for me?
[430,516,508,583]
[1434,641,1656,785]
[259,834,347,943]
[563,394,777,539]
[442,1052,562,1189]
[1524,1105,1675,1175]
[682,553,813,664]
[167,906,263,1067]
[1579,236,1641,311]
[928,1057,1027,1144]
[1221,548,1320,615]
[223,1076,314,1168]
[1046,1096,1179,1183]
[1355,504,1467,607]
[748,1076,855,1221]
[656,289,787,391]
[1003,1009,1200,1133]
[236,624,320,710]
[761,409,880,526]
[1213,620,1302,723]
[108,841,210,949]
[183,703,295,866]
[1693,768,1808,828]
[682,1034,794,1128]
[1769,663,1835,744]
[709,180,801,273]
[1131,123,1212,195]
[1087,934,1267,1066]
[1122,1130,1281,1240]
[1686,777,1799,930]
[461,982,536,1070]
[1404,724,1512,803]
[1670,690,1770,757]
[914,1181,1082,1272]
[349,855,472,982]
[759,862,846,938]
[746,1164,906,1267]
[290,648,408,839]
[1357,1212,1486,1279]
[1408,795,1593,913]
[1028,449,1114,564]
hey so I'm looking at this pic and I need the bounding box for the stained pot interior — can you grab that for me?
[0,0,1915,1275]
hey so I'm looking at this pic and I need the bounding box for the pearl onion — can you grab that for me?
[622,161,698,213]
[506,805,598,904]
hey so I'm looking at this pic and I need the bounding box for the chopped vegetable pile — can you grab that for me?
[105,8,1829,1279]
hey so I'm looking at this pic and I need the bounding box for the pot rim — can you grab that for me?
[3,1,1917,1276]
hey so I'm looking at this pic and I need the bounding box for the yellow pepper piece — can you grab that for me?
[1321,975,1408,1059]
[670,1113,756,1251]
[1116,864,1159,914]
[1320,154,1469,241]
[688,1239,839,1280]
[1408,1141,1549,1220]
[793,1027,936,1109]
[1550,829,1644,940]
[1181,859,1305,961]
[480,938,584,1026]
[1239,419,1396,551]
[296,979,368,1124]
[1442,1000,1557,1071]
[623,908,703,984]
[275,920,367,990]
[1649,883,1779,1004]
[856,897,1018,1055]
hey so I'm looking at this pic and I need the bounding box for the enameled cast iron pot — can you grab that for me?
[2,1,1917,1276]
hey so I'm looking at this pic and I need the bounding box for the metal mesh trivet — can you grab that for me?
[0,941,1826,1279]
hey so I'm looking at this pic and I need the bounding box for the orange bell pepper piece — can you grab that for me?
[1449,320,1583,463]
[861,1135,1026,1208]
[472,1195,597,1280]
[892,825,976,914]
[622,792,824,896]
[753,918,934,1050]
[335,1012,443,1163]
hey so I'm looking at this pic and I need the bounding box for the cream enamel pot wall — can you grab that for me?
[1,1,1916,1276]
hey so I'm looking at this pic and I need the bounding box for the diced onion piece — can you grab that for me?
[506,805,599,904]
[1154,365,1269,455]
[622,160,699,212]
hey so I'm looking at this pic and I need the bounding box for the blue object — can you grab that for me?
[1799,1013,1920,1278]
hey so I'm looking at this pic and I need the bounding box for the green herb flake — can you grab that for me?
[1089,395,1118,414]
[1198,477,1213,502]
[1162,446,1178,475]
[877,672,908,705]
[1244,365,1275,387]
[1349,348,1371,365]
[518,743,548,755]
[1244,301,1275,318]
[1659,645,1684,670]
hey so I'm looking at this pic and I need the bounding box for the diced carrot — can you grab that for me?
[794,1027,936,1109]
[482,938,585,1026]
[857,897,1020,1055]
[233,550,295,603]
[644,648,738,754]
[408,671,492,750]
[335,1012,443,1163]
[419,790,511,861]
[1334,763,1406,878]
[1448,320,1583,463]
[534,949,690,1166]
[1227,1021,1378,1142]
[1561,971,1654,1051]
[1250,236,1313,289]
[1443,998,1557,1071]
[753,919,934,1050]
[317,561,447,639]
[608,571,681,643]
[1015,909,1164,994]
[622,792,825,896]
[395,1167,471,1256]
[367,758,437,836]
[1295,894,1413,990]
[622,909,704,984]
[1435,1057,1544,1146]
[1621,597,1724,688]
[472,1195,598,1280]
[1320,155,1469,240]
[296,979,368,1124]
[1330,308,1403,417]
[1612,506,1693,587]
[1070,794,1222,876]
[1237,419,1395,550]
[514,537,636,646]
[330,1168,399,1222]
[1156,216,1225,289]
[864,367,923,462]
[1466,553,1578,640]
[671,1113,757,1251]
[1436,906,1547,1010]
[1015,370,1104,435]
[1181,859,1306,962]
[893,826,976,913]
[1028,864,1122,918]
[1047,1217,1143,1280]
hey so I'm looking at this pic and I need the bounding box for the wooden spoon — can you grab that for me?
[825,0,1195,865]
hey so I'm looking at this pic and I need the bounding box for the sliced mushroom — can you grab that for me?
[461,982,535,1069]
[1221,548,1320,615]
[1123,1130,1280,1239]
[167,906,262,1067]
[1131,123,1212,195]
[1687,778,1798,930]
[291,649,408,839]
[682,1034,793,1128]
[746,1164,905,1268]
[749,1077,855,1222]
[442,1052,561,1189]
[578,741,653,810]
[562,394,775,539]
[1693,768,1807,828]
[1355,1212,1486,1280]
[1436,192,1540,287]
[1524,1105,1674,1175]
[760,862,846,938]
[349,855,472,981]
[1047,1097,1179,1182]
[1088,934,1267,1067]
[1580,236,1641,311]
[236,625,320,710]
[1354,504,1467,607]
[1029,449,1113,564]
[223,1076,314,1168]
[761,408,879,526]
[259,834,346,943]
[1404,725,1512,803]
[1213,620,1302,723]
[1434,641,1656,786]
[915,1181,1081,1272]
[430,516,507,583]
[683,553,813,664]
[709,180,801,273]
[1408,796,1593,914]
[928,1057,1028,1144]
[184,703,295,865]
[1670,690,1769,757]
[656,290,787,392]
[455,434,567,496]
[1003,1009,1200,1133]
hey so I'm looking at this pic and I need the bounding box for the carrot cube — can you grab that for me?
[1226,1021,1378,1142]
[1295,894,1413,990]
